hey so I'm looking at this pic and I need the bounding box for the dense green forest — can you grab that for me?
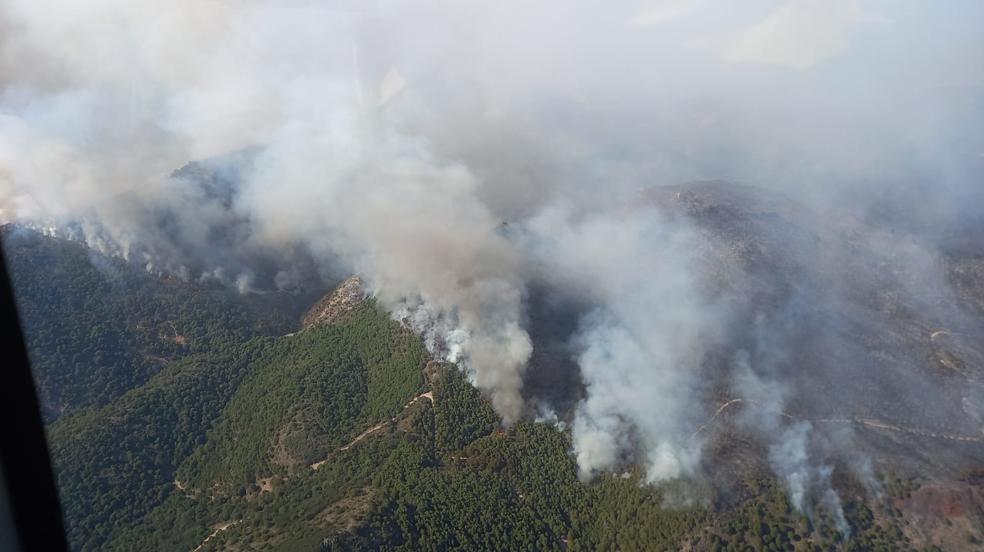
[177,302,427,493]
[48,343,268,549]
[2,225,308,422]
[104,364,926,552]
[104,365,708,552]
[5,228,949,551]
[42,299,427,551]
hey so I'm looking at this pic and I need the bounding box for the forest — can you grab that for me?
[4,227,951,551]
[2,225,304,422]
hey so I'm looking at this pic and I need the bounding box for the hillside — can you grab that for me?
[1,224,316,422]
[637,181,984,476]
[6,195,984,551]
[39,291,430,549]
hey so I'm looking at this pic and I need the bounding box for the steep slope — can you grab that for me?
[48,343,267,550]
[44,280,426,551]
[638,181,984,473]
[176,296,427,494]
[12,180,984,551]
[1,224,312,421]
[109,364,929,552]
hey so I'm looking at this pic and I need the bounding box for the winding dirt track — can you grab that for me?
[690,397,984,443]
[179,391,435,548]
[310,391,434,470]
[191,520,240,552]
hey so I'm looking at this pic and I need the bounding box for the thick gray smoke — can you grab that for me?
[243,121,533,422]
[522,206,720,481]
[2,0,983,517]
[769,422,850,537]
[734,353,852,535]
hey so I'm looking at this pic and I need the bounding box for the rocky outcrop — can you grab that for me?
[301,276,365,328]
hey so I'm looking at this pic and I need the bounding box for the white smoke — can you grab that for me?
[769,422,850,538]
[2,0,983,513]
[523,206,719,481]
[237,112,533,423]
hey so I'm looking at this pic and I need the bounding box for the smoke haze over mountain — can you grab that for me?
[2,0,983,519]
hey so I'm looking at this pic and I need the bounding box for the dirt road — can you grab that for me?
[311,391,434,470]
[191,520,240,552]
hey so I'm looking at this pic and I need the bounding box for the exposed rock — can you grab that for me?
[423,360,442,385]
[302,276,365,328]
[895,483,984,550]
[316,488,376,532]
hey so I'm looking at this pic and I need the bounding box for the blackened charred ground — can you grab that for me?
[148,156,983,480]
[518,180,983,486]
[628,181,984,480]
[519,283,589,415]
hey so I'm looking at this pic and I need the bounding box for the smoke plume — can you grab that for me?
[2,0,983,518]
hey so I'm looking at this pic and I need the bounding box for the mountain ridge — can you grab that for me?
[6,179,984,550]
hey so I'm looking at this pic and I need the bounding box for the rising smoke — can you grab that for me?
[2,0,983,523]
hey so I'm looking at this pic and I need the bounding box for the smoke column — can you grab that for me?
[2,0,982,507]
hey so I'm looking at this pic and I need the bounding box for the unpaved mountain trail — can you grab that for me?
[191,520,240,552]
[822,417,984,443]
[688,398,746,440]
[688,398,794,441]
[691,397,984,443]
[928,329,968,344]
[311,391,434,470]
